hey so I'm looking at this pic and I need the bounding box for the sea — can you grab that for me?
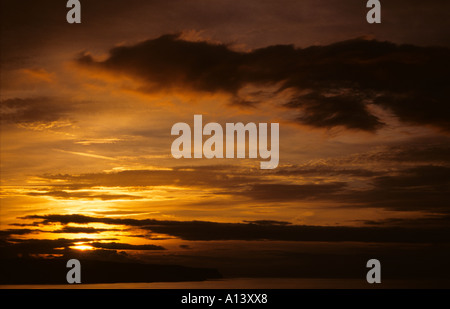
[1,277,447,289]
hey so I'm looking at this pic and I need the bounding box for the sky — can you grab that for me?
[1,0,450,286]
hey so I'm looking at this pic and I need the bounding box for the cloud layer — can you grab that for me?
[78,34,450,131]
[30,157,450,214]
[18,214,450,244]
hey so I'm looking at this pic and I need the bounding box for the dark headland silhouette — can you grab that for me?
[0,258,222,285]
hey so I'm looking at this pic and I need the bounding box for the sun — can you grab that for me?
[71,243,94,251]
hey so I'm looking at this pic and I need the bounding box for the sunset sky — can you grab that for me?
[1,0,450,285]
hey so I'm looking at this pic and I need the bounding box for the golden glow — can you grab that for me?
[1,16,446,264]
[71,244,95,251]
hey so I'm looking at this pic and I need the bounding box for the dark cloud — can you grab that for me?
[273,166,382,177]
[9,223,41,227]
[248,165,450,212]
[0,236,164,258]
[241,182,347,201]
[27,190,142,201]
[250,165,450,212]
[363,141,450,164]
[78,35,450,131]
[1,225,117,238]
[242,220,292,226]
[36,166,259,190]
[51,226,115,234]
[90,242,165,250]
[22,214,157,227]
[143,221,450,244]
[22,214,450,244]
[361,215,450,229]
[1,238,92,255]
[375,91,450,131]
[0,228,39,238]
[0,97,72,126]
[285,91,383,131]
[342,165,450,212]
[373,165,450,189]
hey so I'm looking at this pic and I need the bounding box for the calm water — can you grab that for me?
[1,278,448,289]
